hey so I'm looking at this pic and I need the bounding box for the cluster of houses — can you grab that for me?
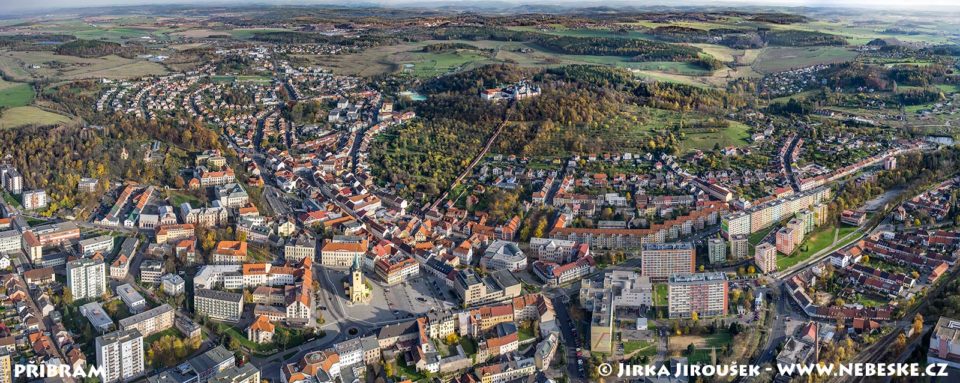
[282,293,560,383]
[898,176,957,223]
[758,64,830,98]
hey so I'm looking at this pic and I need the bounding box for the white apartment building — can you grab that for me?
[96,329,144,383]
[67,258,107,301]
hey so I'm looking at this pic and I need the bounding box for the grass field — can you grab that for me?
[0,106,71,128]
[227,28,292,39]
[0,79,33,108]
[0,51,167,81]
[623,340,657,356]
[654,284,668,306]
[778,226,836,270]
[398,50,494,77]
[672,330,733,364]
[752,46,858,74]
[679,120,751,153]
[166,190,203,206]
[318,39,719,85]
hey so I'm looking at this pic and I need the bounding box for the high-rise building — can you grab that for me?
[707,238,726,264]
[0,165,22,195]
[721,187,831,237]
[776,227,798,255]
[0,350,10,383]
[641,242,695,280]
[21,190,48,211]
[796,210,815,235]
[786,218,806,242]
[96,329,144,383]
[67,257,107,300]
[667,272,728,319]
[729,235,749,259]
[755,243,778,274]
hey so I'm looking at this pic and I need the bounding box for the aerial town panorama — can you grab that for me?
[0,0,959,382]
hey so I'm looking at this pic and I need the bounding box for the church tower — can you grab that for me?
[348,254,369,303]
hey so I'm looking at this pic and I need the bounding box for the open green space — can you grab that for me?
[459,336,478,356]
[623,340,656,356]
[518,325,536,341]
[397,355,427,382]
[0,79,34,108]
[777,226,836,270]
[399,50,494,78]
[0,106,71,129]
[752,46,858,74]
[654,284,668,306]
[854,294,887,308]
[679,120,751,153]
[166,190,203,206]
[748,224,777,246]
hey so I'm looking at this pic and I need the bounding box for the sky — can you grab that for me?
[1,0,958,14]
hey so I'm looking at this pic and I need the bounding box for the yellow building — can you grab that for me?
[347,255,370,304]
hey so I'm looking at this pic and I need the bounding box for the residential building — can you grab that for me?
[776,227,798,255]
[79,235,115,256]
[374,254,420,285]
[474,357,536,383]
[96,329,144,383]
[551,203,724,249]
[156,224,196,244]
[140,260,163,284]
[721,187,831,237]
[78,178,99,193]
[929,316,960,369]
[0,230,20,255]
[284,235,316,263]
[667,272,729,319]
[535,331,560,371]
[0,350,10,383]
[161,274,185,295]
[707,238,726,264]
[67,257,107,301]
[247,315,275,344]
[21,190,47,210]
[755,243,778,274]
[195,289,243,322]
[211,241,247,264]
[0,166,22,195]
[641,242,695,280]
[729,234,749,260]
[119,304,174,338]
